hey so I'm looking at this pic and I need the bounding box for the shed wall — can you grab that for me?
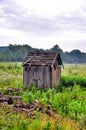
[52,66,61,87]
[23,66,52,88]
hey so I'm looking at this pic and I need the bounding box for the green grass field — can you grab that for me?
[0,63,86,130]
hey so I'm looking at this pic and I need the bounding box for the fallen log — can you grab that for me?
[14,102,30,109]
[0,94,22,104]
[7,88,23,94]
[0,97,9,102]
[46,109,58,118]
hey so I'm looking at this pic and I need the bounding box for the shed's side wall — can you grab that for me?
[52,67,56,87]
[56,66,61,83]
[52,66,61,87]
[23,66,52,88]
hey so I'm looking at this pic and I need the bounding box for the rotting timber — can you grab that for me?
[0,92,58,118]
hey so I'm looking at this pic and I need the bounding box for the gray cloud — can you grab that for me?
[0,0,86,36]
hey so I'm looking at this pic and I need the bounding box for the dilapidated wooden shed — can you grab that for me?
[23,51,63,88]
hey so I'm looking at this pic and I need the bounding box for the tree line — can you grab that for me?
[0,44,86,63]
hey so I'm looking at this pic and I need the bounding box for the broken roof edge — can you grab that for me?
[23,52,37,66]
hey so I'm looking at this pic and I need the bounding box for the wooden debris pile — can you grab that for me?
[0,92,58,118]
[13,100,58,118]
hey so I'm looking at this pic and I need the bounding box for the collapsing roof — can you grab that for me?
[23,51,63,88]
[23,51,63,67]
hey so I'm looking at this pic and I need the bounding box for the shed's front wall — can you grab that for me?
[23,66,52,88]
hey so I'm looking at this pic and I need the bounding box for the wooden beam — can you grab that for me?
[23,52,37,66]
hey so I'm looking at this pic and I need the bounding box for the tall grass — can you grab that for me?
[0,62,23,89]
[0,63,86,129]
[62,64,86,77]
[0,103,82,130]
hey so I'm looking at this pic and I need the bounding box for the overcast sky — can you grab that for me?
[0,0,86,52]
